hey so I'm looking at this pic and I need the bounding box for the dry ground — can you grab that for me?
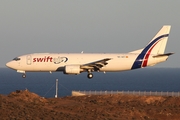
[0,90,180,120]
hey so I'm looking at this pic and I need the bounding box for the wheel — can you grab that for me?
[22,74,26,78]
[87,73,93,79]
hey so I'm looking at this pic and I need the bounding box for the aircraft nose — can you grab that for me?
[6,61,13,68]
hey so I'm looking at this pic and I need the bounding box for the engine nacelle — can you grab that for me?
[64,65,81,75]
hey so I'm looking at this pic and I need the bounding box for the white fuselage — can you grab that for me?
[6,53,168,72]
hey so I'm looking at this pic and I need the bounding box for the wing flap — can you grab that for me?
[81,58,112,71]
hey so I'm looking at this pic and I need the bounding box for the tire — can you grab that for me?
[22,74,26,78]
[87,73,93,79]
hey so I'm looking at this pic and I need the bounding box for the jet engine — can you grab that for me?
[64,65,81,75]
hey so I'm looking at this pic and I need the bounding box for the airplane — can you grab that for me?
[6,25,174,79]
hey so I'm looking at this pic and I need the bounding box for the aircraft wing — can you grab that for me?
[81,58,112,71]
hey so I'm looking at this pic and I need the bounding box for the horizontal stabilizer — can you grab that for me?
[153,53,174,58]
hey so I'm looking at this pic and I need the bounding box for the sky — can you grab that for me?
[0,1,179,68]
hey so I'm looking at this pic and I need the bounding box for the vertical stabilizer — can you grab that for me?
[131,25,171,69]
[130,25,171,54]
[146,25,171,55]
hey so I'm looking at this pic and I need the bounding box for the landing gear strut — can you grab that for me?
[22,74,26,78]
[87,69,94,79]
[87,73,93,79]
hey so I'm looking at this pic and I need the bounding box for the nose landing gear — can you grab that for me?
[22,74,26,78]
[17,70,26,78]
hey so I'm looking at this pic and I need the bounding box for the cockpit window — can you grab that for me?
[13,57,21,61]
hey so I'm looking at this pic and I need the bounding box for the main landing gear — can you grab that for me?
[87,69,93,79]
[87,73,93,79]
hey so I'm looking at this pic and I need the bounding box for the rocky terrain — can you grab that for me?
[0,90,180,120]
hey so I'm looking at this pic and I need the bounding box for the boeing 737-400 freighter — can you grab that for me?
[6,26,174,79]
